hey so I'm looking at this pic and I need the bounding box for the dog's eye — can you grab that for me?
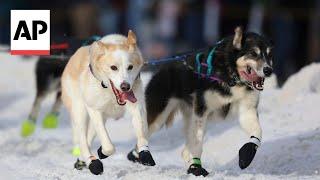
[128,65,133,70]
[110,65,118,71]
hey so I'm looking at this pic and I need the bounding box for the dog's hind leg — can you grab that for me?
[126,91,156,166]
[21,90,47,137]
[127,98,179,164]
[148,98,179,137]
[180,103,192,163]
[182,110,209,177]
[42,90,62,129]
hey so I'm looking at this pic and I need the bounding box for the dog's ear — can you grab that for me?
[127,30,137,51]
[90,41,105,61]
[233,26,243,50]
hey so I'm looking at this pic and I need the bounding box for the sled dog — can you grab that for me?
[128,27,274,177]
[61,30,155,175]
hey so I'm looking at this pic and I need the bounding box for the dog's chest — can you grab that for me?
[204,86,248,110]
[82,83,125,118]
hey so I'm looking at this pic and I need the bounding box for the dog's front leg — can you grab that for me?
[86,106,114,174]
[182,112,209,177]
[126,93,156,166]
[86,106,115,157]
[238,92,262,170]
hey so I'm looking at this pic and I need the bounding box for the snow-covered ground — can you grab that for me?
[0,52,320,180]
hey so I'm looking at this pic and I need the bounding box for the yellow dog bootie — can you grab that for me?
[21,120,36,137]
[42,113,58,129]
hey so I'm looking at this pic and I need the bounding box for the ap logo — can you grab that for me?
[11,10,50,55]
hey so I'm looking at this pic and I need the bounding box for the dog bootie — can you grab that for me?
[127,148,156,166]
[239,136,260,169]
[127,149,139,163]
[72,147,81,157]
[97,146,109,159]
[74,158,86,170]
[88,159,103,175]
[187,158,209,177]
[21,120,36,137]
[139,150,156,166]
[42,113,58,129]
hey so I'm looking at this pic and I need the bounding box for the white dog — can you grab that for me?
[61,30,155,175]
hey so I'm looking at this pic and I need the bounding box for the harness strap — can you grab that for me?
[82,35,102,46]
[193,39,224,82]
[206,47,216,76]
[196,53,203,78]
[50,43,69,50]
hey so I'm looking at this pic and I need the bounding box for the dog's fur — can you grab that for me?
[28,57,67,122]
[61,30,154,174]
[129,27,274,176]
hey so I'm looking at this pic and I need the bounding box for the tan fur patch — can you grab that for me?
[127,30,137,45]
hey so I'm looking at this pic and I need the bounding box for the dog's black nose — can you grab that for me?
[120,82,131,92]
[263,67,273,77]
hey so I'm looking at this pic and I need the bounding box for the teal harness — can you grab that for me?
[195,40,223,78]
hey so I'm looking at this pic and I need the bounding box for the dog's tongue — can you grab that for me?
[252,77,264,90]
[120,90,137,103]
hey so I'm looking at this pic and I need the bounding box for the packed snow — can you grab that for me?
[0,52,320,180]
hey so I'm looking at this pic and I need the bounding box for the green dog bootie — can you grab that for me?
[21,120,36,137]
[42,113,58,129]
[72,147,81,157]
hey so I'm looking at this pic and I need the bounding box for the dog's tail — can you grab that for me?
[145,67,184,134]
[146,100,179,136]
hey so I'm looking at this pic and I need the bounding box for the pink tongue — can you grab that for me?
[120,91,137,103]
[240,70,260,82]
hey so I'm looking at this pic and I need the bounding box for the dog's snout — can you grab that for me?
[263,67,273,77]
[120,82,131,92]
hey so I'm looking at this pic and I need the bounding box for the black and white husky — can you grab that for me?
[128,27,274,176]
[21,50,68,137]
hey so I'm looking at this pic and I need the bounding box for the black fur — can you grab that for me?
[220,103,231,118]
[195,90,206,117]
[35,57,67,96]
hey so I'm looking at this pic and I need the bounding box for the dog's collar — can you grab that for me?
[89,64,108,88]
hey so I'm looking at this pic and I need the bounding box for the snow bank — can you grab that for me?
[280,63,320,104]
